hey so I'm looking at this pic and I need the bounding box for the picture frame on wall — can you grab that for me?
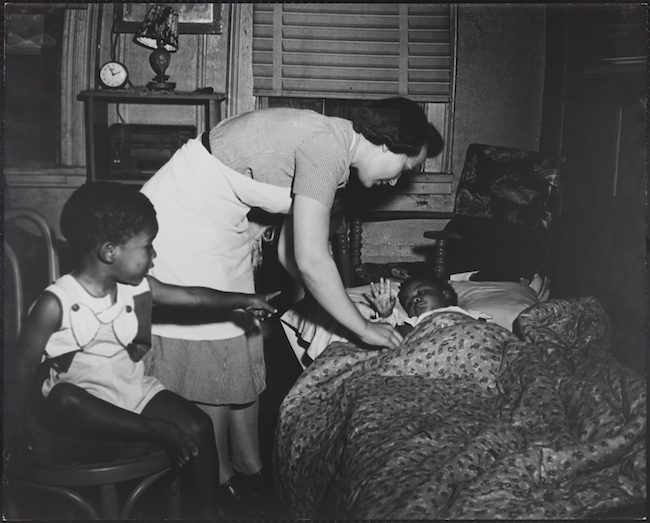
[115,3,222,34]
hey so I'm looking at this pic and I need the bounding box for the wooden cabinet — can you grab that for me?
[78,89,226,184]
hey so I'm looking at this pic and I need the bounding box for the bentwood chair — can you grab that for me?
[3,208,181,520]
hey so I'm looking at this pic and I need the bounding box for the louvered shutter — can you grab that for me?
[252,3,454,101]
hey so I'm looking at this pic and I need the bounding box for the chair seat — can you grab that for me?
[11,439,170,486]
[5,428,179,520]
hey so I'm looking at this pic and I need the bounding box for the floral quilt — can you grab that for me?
[273,297,646,519]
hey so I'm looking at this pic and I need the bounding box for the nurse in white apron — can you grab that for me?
[141,96,443,514]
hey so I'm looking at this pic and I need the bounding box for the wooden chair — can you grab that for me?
[3,208,181,520]
[334,171,458,286]
[335,144,564,285]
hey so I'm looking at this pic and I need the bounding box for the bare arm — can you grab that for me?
[288,195,402,349]
[7,293,61,451]
[277,215,304,286]
[147,276,279,318]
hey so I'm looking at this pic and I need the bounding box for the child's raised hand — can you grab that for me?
[243,290,280,321]
[364,277,396,318]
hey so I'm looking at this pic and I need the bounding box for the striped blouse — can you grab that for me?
[208,108,359,209]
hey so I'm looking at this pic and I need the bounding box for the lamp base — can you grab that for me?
[147,80,176,91]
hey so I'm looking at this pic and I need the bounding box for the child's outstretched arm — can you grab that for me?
[6,293,62,455]
[147,276,280,320]
[363,277,397,318]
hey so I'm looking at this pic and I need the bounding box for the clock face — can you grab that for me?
[99,61,129,89]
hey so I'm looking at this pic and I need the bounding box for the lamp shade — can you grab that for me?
[133,5,179,52]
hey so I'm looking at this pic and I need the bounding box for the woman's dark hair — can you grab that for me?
[60,182,157,255]
[351,97,444,158]
[398,275,458,307]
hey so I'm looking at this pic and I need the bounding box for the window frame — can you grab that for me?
[4,3,98,186]
[252,3,457,173]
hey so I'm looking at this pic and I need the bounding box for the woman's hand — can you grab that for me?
[358,320,403,349]
[242,291,281,321]
[364,277,396,318]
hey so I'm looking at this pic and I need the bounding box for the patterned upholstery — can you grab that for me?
[442,144,565,280]
[454,143,564,231]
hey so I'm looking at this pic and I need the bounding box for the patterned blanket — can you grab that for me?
[274,297,646,519]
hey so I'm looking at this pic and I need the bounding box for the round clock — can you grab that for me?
[98,61,129,89]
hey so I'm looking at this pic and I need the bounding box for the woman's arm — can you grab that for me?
[147,277,279,318]
[289,195,402,349]
[277,216,303,286]
[7,293,61,452]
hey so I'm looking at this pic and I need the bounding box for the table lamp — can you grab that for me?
[133,5,179,91]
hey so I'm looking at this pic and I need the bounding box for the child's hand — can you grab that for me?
[364,278,396,318]
[243,291,281,321]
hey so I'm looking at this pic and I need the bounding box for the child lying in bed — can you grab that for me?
[365,276,490,336]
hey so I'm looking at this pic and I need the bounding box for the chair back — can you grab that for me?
[4,209,60,341]
[454,143,564,230]
[445,144,565,280]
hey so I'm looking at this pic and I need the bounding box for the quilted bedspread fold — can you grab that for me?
[274,297,646,519]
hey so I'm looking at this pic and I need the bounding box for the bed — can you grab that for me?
[280,274,547,368]
[273,294,647,519]
[271,144,645,518]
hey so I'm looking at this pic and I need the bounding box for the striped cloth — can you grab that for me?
[209,107,359,209]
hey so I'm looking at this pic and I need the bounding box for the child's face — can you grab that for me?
[113,225,158,285]
[399,279,451,317]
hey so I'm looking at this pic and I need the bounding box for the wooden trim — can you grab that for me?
[5,169,86,188]
[272,4,283,96]
[60,6,99,167]
[446,5,458,174]
[227,3,255,116]
[398,4,408,96]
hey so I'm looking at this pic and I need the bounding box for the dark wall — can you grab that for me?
[453,4,545,174]
[541,4,646,371]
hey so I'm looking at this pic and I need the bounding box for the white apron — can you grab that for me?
[141,137,292,340]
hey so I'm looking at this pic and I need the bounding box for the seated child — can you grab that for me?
[6,182,280,519]
[365,276,490,336]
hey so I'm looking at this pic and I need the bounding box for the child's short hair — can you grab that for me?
[398,276,459,308]
[61,182,157,255]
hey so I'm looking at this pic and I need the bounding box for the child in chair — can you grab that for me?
[365,276,490,336]
[7,182,280,519]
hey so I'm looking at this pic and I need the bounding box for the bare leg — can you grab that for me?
[41,384,197,468]
[196,403,234,483]
[41,384,220,518]
[197,400,267,518]
[229,399,262,475]
[143,391,221,519]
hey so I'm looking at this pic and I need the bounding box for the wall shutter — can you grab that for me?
[252,3,453,101]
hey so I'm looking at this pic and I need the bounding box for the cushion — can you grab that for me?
[452,281,539,331]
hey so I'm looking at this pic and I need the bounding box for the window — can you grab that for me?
[5,5,65,166]
[252,3,456,172]
[4,3,97,174]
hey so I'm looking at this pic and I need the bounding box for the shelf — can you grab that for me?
[78,90,226,184]
[78,89,226,104]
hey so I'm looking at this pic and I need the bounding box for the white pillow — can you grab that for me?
[451,281,539,331]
